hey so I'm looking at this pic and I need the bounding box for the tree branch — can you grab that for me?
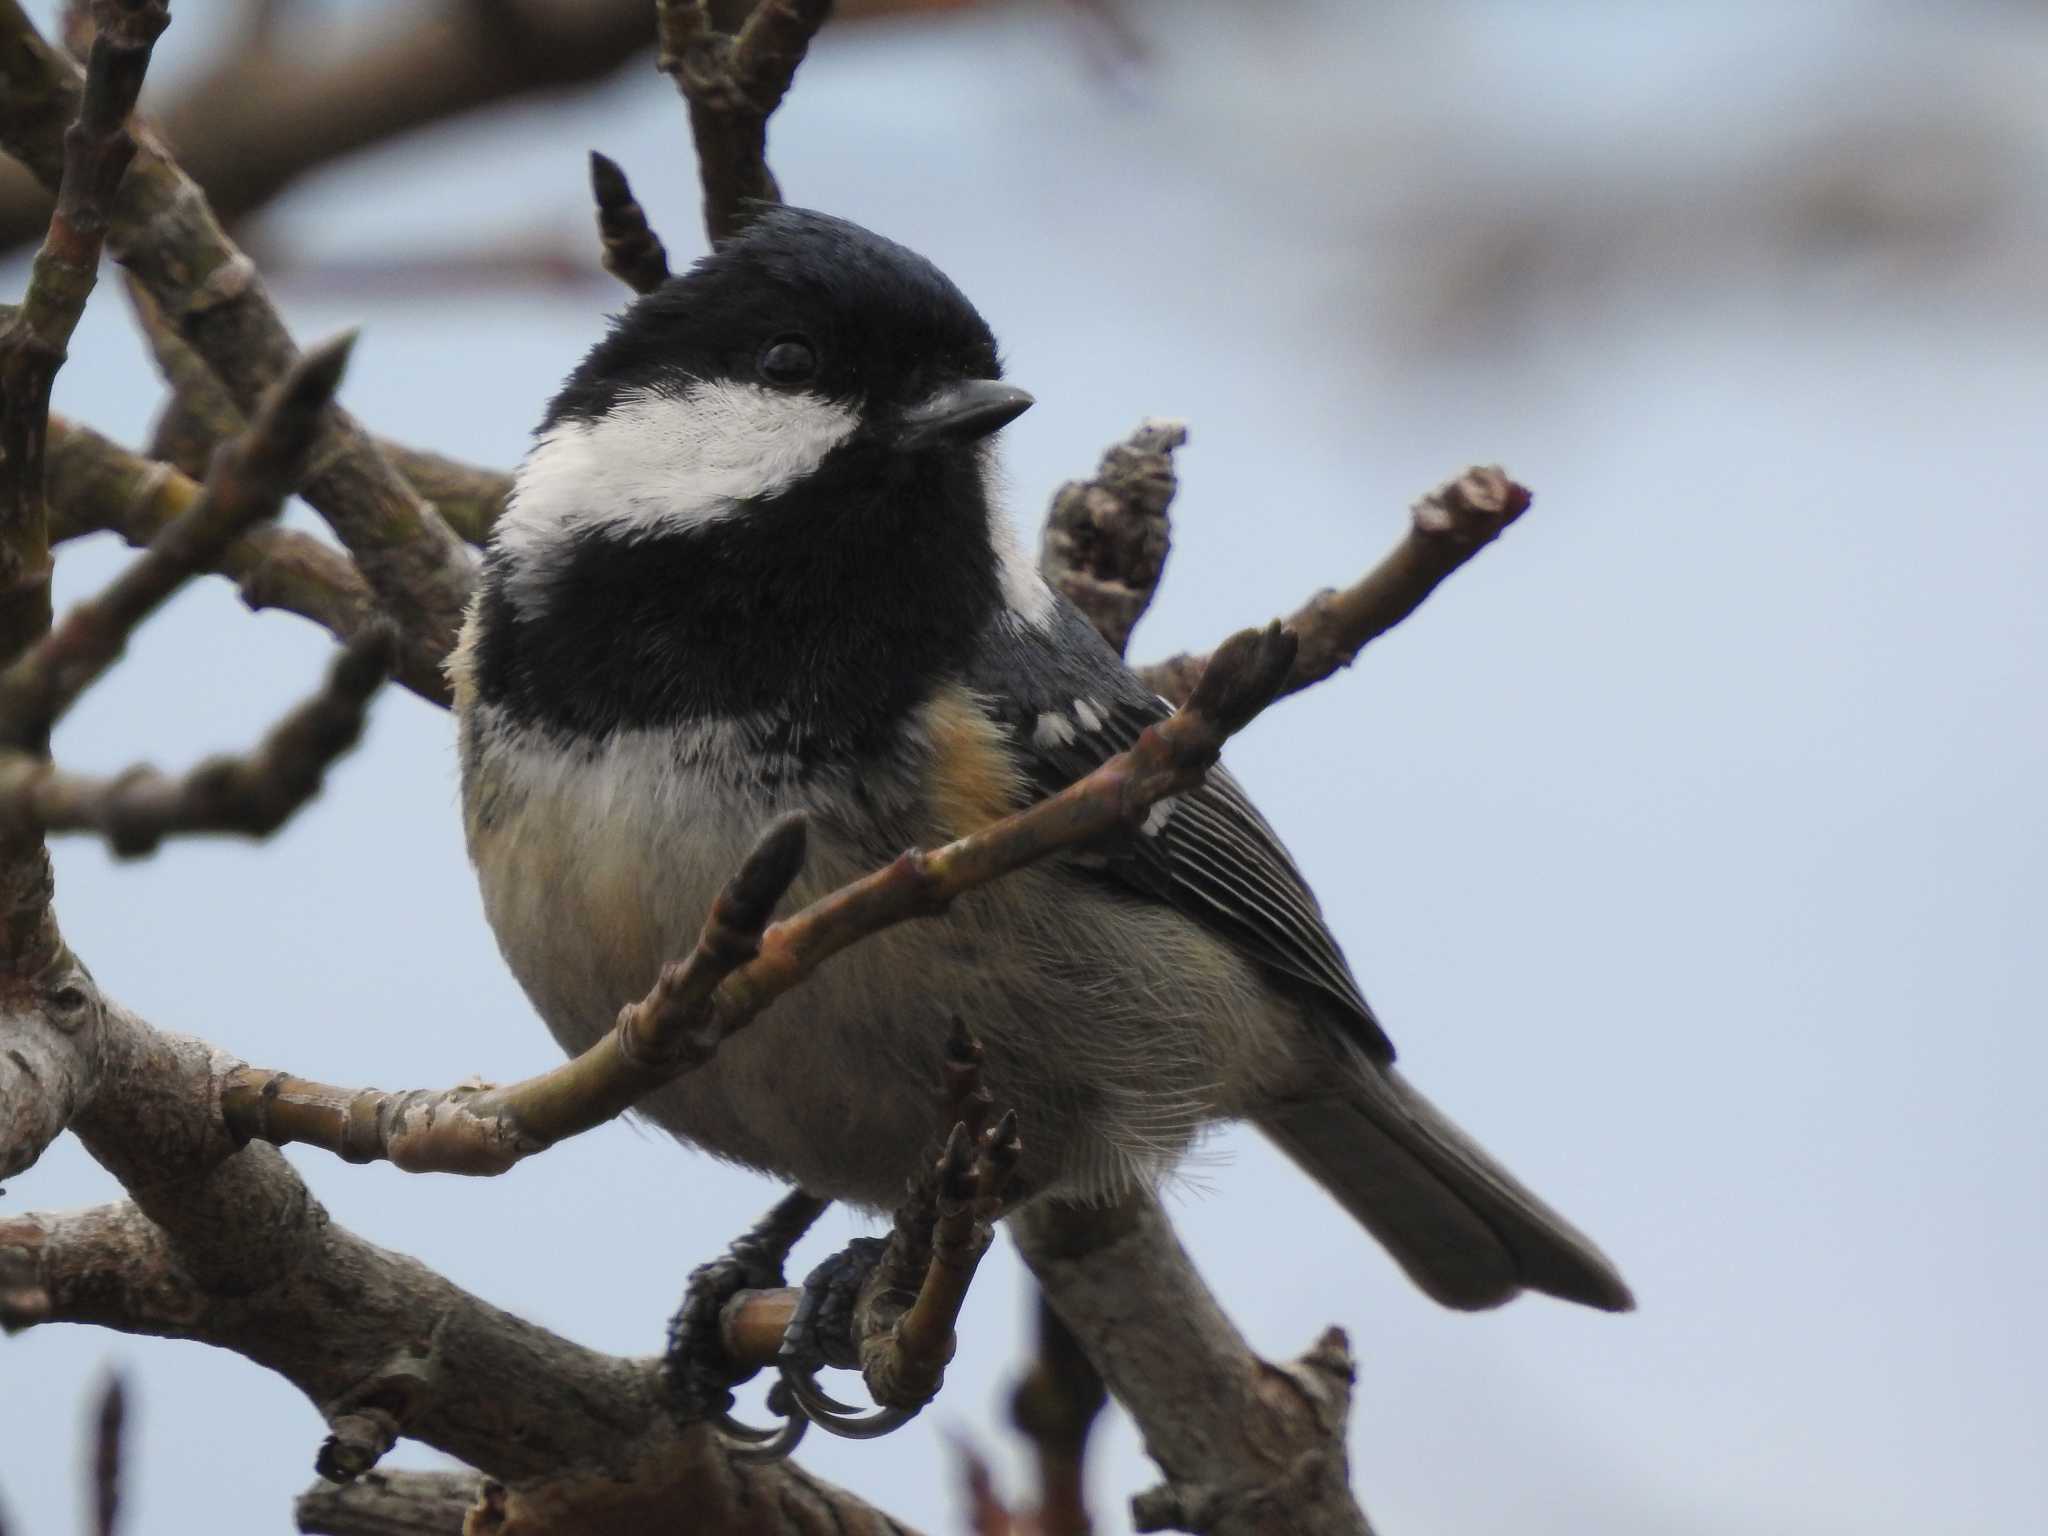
[43,416,444,701]
[0,0,965,258]
[1015,1195,1369,1536]
[0,333,355,748]
[216,622,1298,1176]
[590,150,672,295]
[0,621,392,858]
[295,1470,483,1536]
[0,0,475,698]
[124,273,510,549]
[0,998,928,1534]
[1138,465,1533,705]
[660,0,834,245]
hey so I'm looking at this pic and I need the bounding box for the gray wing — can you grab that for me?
[967,601,1392,1062]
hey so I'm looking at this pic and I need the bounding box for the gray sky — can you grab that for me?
[3,2,2044,1532]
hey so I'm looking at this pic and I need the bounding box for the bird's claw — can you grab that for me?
[773,1236,909,1439]
[662,1189,828,1428]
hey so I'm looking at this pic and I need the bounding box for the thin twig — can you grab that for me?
[1010,1293,1106,1536]
[0,623,394,857]
[218,622,1298,1174]
[658,0,833,245]
[1139,465,1533,704]
[91,1369,126,1536]
[590,150,671,294]
[0,334,355,748]
[0,0,169,669]
[123,274,510,547]
[41,418,428,691]
[0,1,476,694]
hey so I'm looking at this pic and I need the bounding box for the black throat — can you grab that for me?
[471,441,1006,771]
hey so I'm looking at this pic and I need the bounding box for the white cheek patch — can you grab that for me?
[493,381,859,604]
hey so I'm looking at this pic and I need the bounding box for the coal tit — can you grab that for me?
[451,207,1631,1313]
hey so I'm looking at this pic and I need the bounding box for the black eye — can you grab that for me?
[759,335,818,386]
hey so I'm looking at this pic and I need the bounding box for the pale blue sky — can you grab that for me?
[3,2,2044,1532]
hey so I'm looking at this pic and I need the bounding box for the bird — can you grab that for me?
[449,205,1632,1341]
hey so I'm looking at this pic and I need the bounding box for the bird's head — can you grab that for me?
[490,206,1035,592]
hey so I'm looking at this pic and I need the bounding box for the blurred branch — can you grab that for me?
[1137,465,1532,705]
[0,0,168,989]
[1008,1293,1106,1536]
[0,0,968,258]
[219,622,1296,1175]
[92,1370,126,1536]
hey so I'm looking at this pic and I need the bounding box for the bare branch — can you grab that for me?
[660,0,833,244]
[0,1002,928,1534]
[0,0,167,667]
[0,623,391,857]
[91,1369,126,1536]
[40,418,443,703]
[0,0,962,258]
[1010,1294,1106,1536]
[123,275,509,549]
[218,623,1298,1176]
[1039,419,1185,658]
[1139,466,1533,705]
[0,1,475,695]
[0,334,354,748]
[1015,1194,1370,1536]
[590,151,672,295]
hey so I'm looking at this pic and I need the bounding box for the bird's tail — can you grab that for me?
[1256,1051,1634,1312]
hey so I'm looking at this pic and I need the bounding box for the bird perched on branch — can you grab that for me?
[451,205,1630,1424]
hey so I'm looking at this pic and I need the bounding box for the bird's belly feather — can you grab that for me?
[462,717,1282,1210]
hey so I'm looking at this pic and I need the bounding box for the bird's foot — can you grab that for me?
[663,1187,829,1456]
[774,1059,1024,1441]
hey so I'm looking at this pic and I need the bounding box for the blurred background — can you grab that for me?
[2,0,2044,1531]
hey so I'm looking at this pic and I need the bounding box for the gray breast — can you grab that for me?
[457,701,1290,1210]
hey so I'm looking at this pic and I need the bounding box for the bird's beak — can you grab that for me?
[893,379,1035,451]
